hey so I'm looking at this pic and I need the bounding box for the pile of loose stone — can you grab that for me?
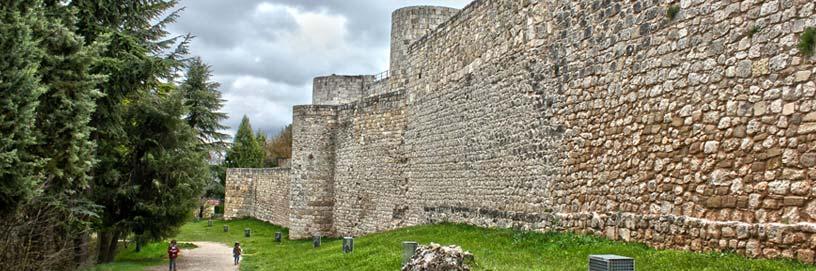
[402,243,474,271]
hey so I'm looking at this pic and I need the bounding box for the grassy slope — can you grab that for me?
[171,219,816,271]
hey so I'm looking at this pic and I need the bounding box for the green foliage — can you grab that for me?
[799,27,816,57]
[225,116,265,168]
[0,0,46,216]
[181,57,229,152]
[264,124,293,167]
[206,163,227,199]
[66,0,211,263]
[121,89,208,242]
[666,5,680,21]
[748,25,761,38]
[34,2,105,197]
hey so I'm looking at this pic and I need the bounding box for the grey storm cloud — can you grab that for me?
[168,0,472,136]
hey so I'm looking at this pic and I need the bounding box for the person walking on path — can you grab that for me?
[232,242,242,265]
[168,240,180,271]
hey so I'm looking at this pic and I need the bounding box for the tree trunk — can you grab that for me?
[96,231,111,264]
[96,230,120,263]
[73,233,89,268]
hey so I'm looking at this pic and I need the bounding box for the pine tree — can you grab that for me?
[122,87,207,248]
[256,130,269,166]
[0,0,46,216]
[180,57,230,152]
[68,0,207,262]
[34,1,104,197]
[225,116,265,168]
[1,1,104,269]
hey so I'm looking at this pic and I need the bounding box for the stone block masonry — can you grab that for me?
[313,75,374,105]
[226,0,816,263]
[224,168,290,227]
[289,105,339,239]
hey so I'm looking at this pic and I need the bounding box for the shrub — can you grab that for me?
[799,27,816,57]
[748,25,761,38]
[666,5,680,20]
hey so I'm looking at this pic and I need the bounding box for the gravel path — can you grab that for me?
[148,242,238,271]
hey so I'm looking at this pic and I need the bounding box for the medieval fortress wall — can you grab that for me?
[224,168,290,227]
[226,0,816,262]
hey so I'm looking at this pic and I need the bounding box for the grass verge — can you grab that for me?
[168,219,816,271]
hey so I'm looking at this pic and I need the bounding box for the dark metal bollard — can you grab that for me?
[313,235,321,248]
[402,241,418,266]
[223,225,229,232]
[342,237,354,253]
[244,228,251,237]
[275,232,282,242]
[207,220,213,227]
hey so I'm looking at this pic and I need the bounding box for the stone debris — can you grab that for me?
[402,243,474,271]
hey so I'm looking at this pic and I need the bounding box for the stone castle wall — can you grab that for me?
[333,90,408,236]
[227,0,816,262]
[402,0,816,262]
[313,75,374,105]
[389,6,461,91]
[224,168,290,227]
[289,105,339,239]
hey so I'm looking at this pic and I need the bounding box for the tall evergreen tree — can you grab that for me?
[0,0,45,216]
[256,130,269,166]
[67,0,205,262]
[122,87,207,251]
[1,1,104,269]
[34,1,104,199]
[225,116,264,168]
[180,57,229,152]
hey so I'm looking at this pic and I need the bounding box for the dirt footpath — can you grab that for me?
[148,242,238,271]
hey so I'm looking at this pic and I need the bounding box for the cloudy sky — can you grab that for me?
[167,1,472,137]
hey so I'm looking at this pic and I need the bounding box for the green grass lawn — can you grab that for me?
[95,218,816,270]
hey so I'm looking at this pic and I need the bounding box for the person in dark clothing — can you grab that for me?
[233,242,242,265]
[168,240,180,271]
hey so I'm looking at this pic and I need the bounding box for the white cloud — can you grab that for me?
[170,0,472,136]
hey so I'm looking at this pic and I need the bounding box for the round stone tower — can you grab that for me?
[389,6,459,90]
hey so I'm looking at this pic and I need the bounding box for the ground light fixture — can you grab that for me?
[342,237,354,253]
[588,254,634,271]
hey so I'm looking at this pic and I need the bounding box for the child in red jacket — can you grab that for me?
[168,240,180,271]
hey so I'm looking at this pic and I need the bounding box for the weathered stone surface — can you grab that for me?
[224,168,290,227]
[226,0,816,263]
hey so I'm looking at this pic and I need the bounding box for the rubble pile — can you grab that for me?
[402,243,474,271]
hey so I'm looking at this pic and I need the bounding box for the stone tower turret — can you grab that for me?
[312,75,374,105]
[389,6,459,90]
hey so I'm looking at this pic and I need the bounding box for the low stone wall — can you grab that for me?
[224,168,290,227]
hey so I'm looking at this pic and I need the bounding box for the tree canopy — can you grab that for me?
[0,0,229,267]
[225,116,265,168]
